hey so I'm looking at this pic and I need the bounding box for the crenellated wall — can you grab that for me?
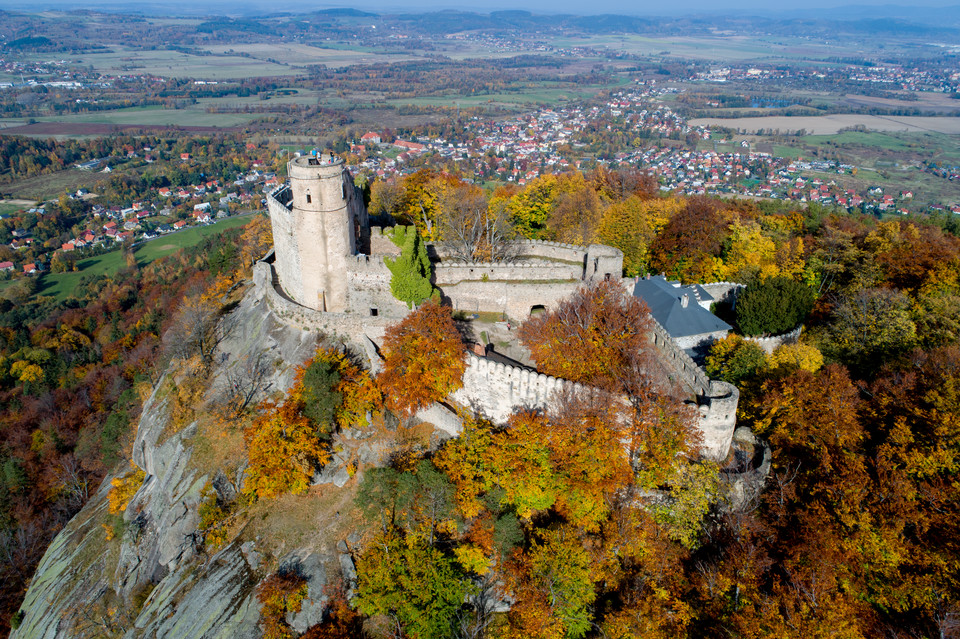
[744,325,802,355]
[453,347,736,461]
[452,352,585,423]
[434,261,582,285]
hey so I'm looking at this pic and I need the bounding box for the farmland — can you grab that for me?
[690,114,960,135]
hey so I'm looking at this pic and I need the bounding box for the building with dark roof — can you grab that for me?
[632,274,731,352]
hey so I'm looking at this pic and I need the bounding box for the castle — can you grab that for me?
[258,153,739,461]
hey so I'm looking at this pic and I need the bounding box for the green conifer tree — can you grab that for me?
[384,226,438,308]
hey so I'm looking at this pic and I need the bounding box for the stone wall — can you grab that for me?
[253,260,392,341]
[701,281,744,307]
[345,254,409,319]
[434,261,581,286]
[452,352,583,423]
[648,317,711,395]
[744,325,802,355]
[453,349,736,461]
[441,280,581,320]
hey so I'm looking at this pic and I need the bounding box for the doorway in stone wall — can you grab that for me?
[530,304,546,316]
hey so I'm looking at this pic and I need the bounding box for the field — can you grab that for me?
[387,77,629,108]
[30,46,301,79]
[36,214,256,300]
[0,168,133,201]
[690,114,960,135]
[201,43,421,68]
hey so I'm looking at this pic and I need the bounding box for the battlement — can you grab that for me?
[648,316,711,395]
[267,185,292,210]
[288,154,344,180]
[453,352,585,422]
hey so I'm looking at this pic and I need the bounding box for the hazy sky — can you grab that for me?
[1,0,959,16]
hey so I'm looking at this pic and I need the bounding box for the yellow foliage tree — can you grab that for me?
[598,196,683,276]
[765,342,824,376]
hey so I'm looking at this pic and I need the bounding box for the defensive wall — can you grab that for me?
[451,352,585,424]
[744,325,802,355]
[647,315,738,460]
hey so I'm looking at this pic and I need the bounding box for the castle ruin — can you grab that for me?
[259,153,739,461]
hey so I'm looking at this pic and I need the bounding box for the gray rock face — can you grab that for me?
[11,287,342,639]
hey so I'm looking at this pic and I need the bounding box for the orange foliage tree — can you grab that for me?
[378,301,466,417]
[518,278,664,398]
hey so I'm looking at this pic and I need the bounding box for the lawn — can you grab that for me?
[36,214,257,300]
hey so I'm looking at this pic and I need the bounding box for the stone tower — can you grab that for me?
[266,154,366,312]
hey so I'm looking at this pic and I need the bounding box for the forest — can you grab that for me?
[2,165,960,637]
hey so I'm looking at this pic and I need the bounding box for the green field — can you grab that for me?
[30,46,301,79]
[13,106,260,128]
[387,81,623,108]
[1,169,129,201]
[201,43,421,68]
[36,214,256,300]
[0,202,26,216]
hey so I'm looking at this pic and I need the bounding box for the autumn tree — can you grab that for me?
[439,185,516,263]
[705,334,767,385]
[354,529,476,639]
[518,279,664,398]
[598,196,683,277]
[825,287,917,371]
[648,196,728,283]
[379,301,466,417]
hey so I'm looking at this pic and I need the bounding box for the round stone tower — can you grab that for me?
[267,154,364,312]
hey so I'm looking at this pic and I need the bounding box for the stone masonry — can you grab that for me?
[262,156,739,461]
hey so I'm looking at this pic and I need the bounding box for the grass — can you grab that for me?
[200,43,420,68]
[37,214,256,300]
[29,46,301,80]
[0,169,121,201]
[17,106,259,128]
[387,83,615,108]
[0,202,26,216]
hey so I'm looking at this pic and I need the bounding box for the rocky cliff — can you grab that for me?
[11,285,366,639]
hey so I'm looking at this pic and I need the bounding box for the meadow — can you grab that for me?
[36,214,255,300]
[690,114,960,135]
[30,46,301,79]
[201,43,421,68]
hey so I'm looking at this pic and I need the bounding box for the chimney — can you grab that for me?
[680,294,689,308]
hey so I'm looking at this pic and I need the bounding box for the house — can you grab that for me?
[0,261,13,272]
[193,210,211,223]
[361,132,382,145]
[632,275,731,353]
[23,263,37,274]
[173,220,188,230]
[393,140,426,153]
[180,153,191,161]
[61,242,75,251]
[194,202,211,212]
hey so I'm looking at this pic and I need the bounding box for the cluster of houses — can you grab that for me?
[348,81,952,215]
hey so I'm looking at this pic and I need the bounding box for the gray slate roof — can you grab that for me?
[632,275,732,338]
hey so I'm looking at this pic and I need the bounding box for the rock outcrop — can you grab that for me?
[11,286,343,639]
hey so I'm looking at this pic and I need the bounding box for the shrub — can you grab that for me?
[735,276,814,336]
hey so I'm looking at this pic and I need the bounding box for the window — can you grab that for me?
[305,194,312,204]
[370,308,379,317]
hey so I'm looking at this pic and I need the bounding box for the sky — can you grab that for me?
[1,0,959,16]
